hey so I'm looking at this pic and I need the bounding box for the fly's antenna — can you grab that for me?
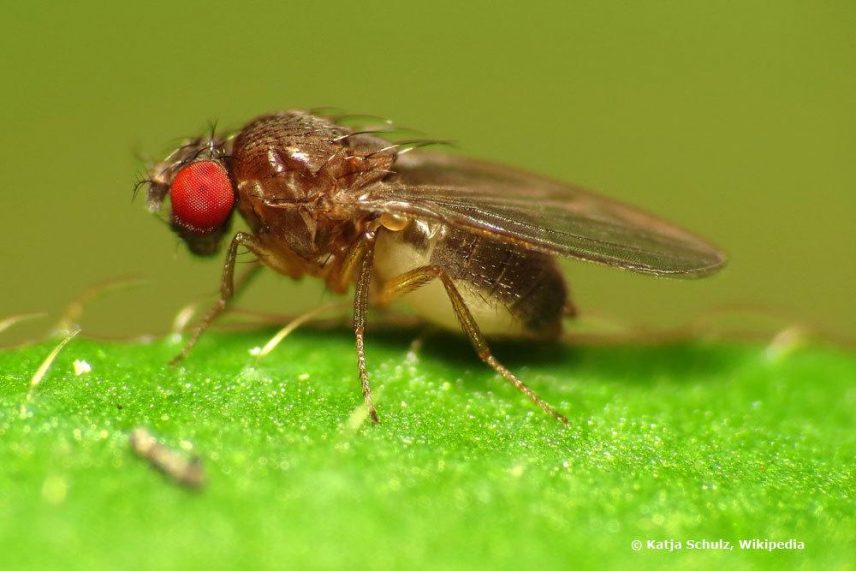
[132,175,152,202]
[131,143,159,202]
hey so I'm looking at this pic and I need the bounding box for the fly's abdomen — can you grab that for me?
[373,222,569,338]
[433,226,568,337]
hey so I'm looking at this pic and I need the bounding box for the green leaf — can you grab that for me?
[1,330,853,570]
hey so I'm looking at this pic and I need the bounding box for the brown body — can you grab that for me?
[228,112,568,339]
[142,110,725,424]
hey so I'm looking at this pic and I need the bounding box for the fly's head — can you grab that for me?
[139,133,236,256]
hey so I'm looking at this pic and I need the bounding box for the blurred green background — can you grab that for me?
[1,0,854,342]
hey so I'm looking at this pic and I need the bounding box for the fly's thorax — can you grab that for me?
[230,112,337,205]
[230,111,395,205]
[229,111,396,264]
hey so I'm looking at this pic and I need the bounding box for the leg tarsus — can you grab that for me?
[355,325,380,424]
[377,265,568,424]
[478,350,568,424]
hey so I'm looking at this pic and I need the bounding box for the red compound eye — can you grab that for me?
[170,160,235,232]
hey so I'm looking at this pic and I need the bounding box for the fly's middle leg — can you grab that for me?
[376,266,569,424]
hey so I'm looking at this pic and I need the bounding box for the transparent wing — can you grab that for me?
[352,152,726,277]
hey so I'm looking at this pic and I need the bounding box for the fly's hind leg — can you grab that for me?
[376,266,569,424]
[171,232,265,365]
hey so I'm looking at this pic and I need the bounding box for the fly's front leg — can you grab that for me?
[376,266,569,424]
[171,232,265,365]
[352,230,380,424]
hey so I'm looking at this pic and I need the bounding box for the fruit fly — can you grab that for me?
[139,110,725,424]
